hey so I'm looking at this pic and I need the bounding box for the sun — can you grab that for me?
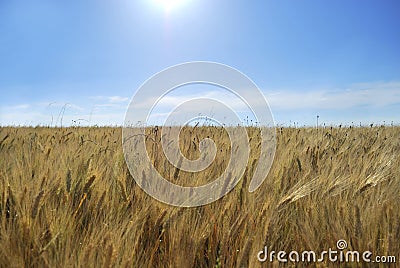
[154,0,186,12]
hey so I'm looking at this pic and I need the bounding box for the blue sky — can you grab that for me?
[0,0,399,126]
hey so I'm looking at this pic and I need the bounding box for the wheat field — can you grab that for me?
[0,126,399,267]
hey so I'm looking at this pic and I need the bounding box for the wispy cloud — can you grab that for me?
[108,96,129,103]
[1,82,399,126]
[90,95,130,103]
[0,97,127,126]
[133,81,400,116]
[127,81,400,125]
[267,81,400,110]
[132,90,250,111]
[6,104,31,110]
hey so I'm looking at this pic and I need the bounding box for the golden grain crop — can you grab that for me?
[0,126,399,267]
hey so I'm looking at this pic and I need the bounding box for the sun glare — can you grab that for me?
[155,0,186,12]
